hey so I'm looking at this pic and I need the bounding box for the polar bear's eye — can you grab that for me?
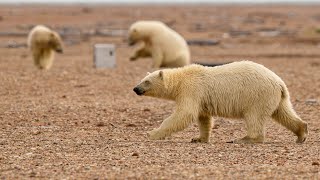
[145,80,151,85]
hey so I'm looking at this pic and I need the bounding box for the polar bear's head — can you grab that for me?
[128,27,140,46]
[49,31,63,53]
[133,70,165,97]
[128,21,164,46]
[128,22,147,46]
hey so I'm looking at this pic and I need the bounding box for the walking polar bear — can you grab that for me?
[128,21,190,68]
[133,61,308,143]
[27,25,63,70]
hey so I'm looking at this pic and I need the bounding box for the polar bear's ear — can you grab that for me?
[49,32,55,38]
[159,71,163,80]
[147,72,151,75]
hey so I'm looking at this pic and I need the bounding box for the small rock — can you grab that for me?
[143,108,150,112]
[29,171,36,177]
[62,95,67,98]
[310,61,320,67]
[312,162,319,166]
[126,123,136,127]
[222,33,230,39]
[196,147,204,150]
[74,84,88,88]
[212,124,219,129]
[258,30,281,37]
[32,130,41,135]
[96,122,105,127]
[305,99,318,105]
[132,152,139,157]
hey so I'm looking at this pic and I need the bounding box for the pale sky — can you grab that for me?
[1,0,320,4]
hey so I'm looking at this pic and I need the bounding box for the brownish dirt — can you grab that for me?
[0,5,319,179]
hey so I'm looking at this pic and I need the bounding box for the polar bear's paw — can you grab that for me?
[148,129,166,140]
[227,136,264,144]
[296,122,308,143]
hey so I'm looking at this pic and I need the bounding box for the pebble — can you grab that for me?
[305,99,318,105]
[143,108,150,112]
[132,152,139,157]
[312,162,319,166]
[32,130,41,135]
[29,171,36,177]
[126,123,136,127]
[96,122,105,127]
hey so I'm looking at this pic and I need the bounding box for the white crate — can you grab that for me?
[94,44,116,68]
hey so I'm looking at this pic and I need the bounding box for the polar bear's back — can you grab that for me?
[151,23,189,62]
[27,25,52,48]
[177,61,287,118]
[133,21,190,66]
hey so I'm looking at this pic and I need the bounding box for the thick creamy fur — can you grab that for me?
[134,61,308,143]
[128,21,190,68]
[27,25,63,70]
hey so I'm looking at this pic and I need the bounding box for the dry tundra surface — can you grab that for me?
[0,5,319,179]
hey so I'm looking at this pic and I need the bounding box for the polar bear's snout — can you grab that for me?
[55,48,63,53]
[133,86,145,96]
[128,39,136,46]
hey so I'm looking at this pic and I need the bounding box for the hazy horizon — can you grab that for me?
[1,0,320,4]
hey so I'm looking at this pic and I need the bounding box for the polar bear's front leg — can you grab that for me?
[191,115,213,143]
[130,47,151,61]
[148,110,196,140]
[151,47,163,68]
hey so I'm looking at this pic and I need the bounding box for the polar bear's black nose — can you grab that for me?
[128,40,136,46]
[133,87,144,95]
[133,87,138,93]
[56,48,63,53]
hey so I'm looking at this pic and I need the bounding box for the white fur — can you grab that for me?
[135,61,308,143]
[27,25,62,70]
[128,21,190,68]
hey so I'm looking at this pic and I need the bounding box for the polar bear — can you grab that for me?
[27,25,63,70]
[133,61,308,143]
[128,21,190,68]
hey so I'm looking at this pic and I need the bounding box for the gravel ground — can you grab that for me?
[0,5,319,179]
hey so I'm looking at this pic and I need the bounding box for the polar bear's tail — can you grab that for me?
[271,84,308,143]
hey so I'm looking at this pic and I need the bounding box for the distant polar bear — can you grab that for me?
[128,21,190,68]
[133,61,308,143]
[27,25,63,70]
